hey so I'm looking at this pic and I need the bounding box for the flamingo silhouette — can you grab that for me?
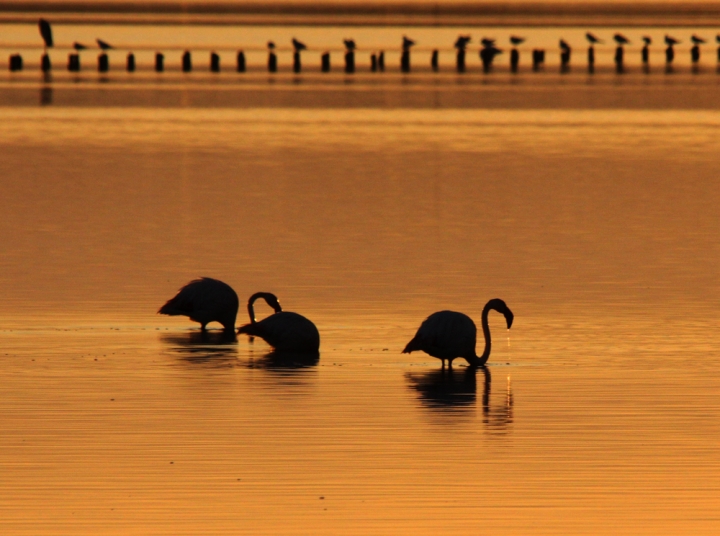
[158,277,239,333]
[403,299,514,368]
[238,292,320,353]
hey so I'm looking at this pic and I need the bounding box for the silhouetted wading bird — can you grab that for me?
[238,292,320,353]
[403,299,514,368]
[158,278,239,333]
[96,39,113,50]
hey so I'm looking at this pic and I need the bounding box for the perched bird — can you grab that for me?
[291,38,306,51]
[158,277,239,333]
[454,35,471,49]
[614,33,630,45]
[642,36,652,45]
[665,35,680,46]
[402,299,514,368]
[559,39,571,51]
[73,42,87,50]
[96,39,113,50]
[402,36,415,49]
[343,39,356,50]
[238,292,320,353]
[691,35,706,44]
[510,35,525,46]
[38,18,53,48]
[481,38,496,48]
[585,32,603,44]
[267,41,276,49]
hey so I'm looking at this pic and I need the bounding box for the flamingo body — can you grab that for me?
[239,311,319,353]
[404,311,477,362]
[158,277,239,332]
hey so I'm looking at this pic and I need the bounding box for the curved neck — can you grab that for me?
[247,292,281,323]
[467,303,493,367]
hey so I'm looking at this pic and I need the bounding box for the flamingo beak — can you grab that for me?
[505,310,514,329]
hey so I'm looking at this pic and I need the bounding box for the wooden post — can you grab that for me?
[68,53,80,72]
[431,49,439,71]
[268,52,277,72]
[401,50,410,72]
[41,53,51,72]
[182,51,192,72]
[211,52,220,72]
[127,53,135,72]
[237,51,246,72]
[344,51,355,73]
[98,53,109,72]
[155,53,164,72]
[9,54,23,71]
[321,52,330,72]
[293,51,301,73]
[510,49,519,72]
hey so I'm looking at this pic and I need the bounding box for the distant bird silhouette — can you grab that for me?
[158,278,239,333]
[403,299,514,368]
[510,35,525,46]
[73,42,87,50]
[481,38,496,48]
[96,39,113,50]
[38,18,53,48]
[559,39,571,51]
[643,36,652,45]
[402,36,415,49]
[585,32,603,44]
[343,39,356,50]
[691,35,706,45]
[716,34,720,44]
[292,38,307,51]
[238,292,320,353]
[267,41,276,49]
[454,35,471,49]
[665,35,680,46]
[614,33,630,45]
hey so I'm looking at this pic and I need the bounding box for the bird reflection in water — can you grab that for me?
[160,330,238,367]
[246,349,319,376]
[406,366,513,431]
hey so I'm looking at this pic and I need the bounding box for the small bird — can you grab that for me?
[267,41,276,49]
[691,35,706,44]
[343,39,356,50]
[38,18,53,48]
[158,278,239,333]
[510,36,525,46]
[481,38,496,48]
[96,39,113,50]
[585,32,603,44]
[238,292,320,353]
[73,42,87,50]
[665,35,680,46]
[402,36,415,49]
[291,38,306,51]
[614,33,630,45]
[559,39,571,50]
[643,36,652,45]
[402,299,514,368]
[454,35,471,49]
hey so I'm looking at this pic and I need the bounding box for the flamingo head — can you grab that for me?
[487,298,514,329]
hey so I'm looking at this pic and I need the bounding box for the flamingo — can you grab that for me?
[158,277,239,333]
[238,292,320,353]
[403,299,514,368]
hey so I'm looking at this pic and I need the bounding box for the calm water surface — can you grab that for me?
[1,84,720,534]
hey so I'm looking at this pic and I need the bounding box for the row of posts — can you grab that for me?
[8,46,720,73]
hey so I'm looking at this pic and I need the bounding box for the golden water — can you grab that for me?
[1,80,720,533]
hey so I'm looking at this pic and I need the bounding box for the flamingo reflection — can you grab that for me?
[406,366,514,430]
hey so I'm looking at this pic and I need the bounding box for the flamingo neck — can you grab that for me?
[467,303,493,367]
[247,292,281,324]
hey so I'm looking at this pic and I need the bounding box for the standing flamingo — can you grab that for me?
[158,277,239,333]
[403,298,514,368]
[238,292,320,353]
